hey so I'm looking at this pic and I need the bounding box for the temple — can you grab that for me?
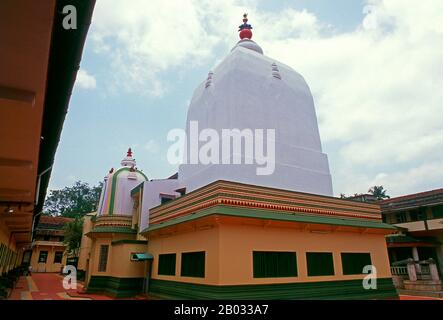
[77,15,398,299]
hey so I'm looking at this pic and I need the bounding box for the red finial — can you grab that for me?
[127,148,133,157]
[238,13,253,40]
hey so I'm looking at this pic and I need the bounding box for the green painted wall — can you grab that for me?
[149,278,398,300]
[87,276,144,298]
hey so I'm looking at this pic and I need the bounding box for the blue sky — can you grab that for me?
[49,0,443,198]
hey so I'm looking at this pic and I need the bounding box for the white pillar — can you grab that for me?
[407,263,417,281]
[412,247,419,260]
[412,247,421,273]
[429,263,440,281]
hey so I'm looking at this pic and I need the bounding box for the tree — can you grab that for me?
[368,186,390,200]
[63,217,84,258]
[43,181,102,217]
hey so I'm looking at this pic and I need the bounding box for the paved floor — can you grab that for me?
[8,273,442,300]
[8,273,145,300]
[399,295,443,300]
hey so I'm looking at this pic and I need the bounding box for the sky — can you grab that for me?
[49,0,443,198]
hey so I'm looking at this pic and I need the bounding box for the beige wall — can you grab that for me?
[147,218,392,286]
[30,245,67,273]
[218,222,391,285]
[149,226,219,285]
[78,215,94,271]
[87,234,147,282]
[110,243,147,278]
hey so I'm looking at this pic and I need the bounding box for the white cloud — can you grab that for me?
[258,0,443,197]
[76,69,97,89]
[89,0,443,197]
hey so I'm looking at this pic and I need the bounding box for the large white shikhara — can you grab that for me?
[179,39,333,196]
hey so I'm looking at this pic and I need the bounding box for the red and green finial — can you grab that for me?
[238,13,253,40]
[127,148,133,157]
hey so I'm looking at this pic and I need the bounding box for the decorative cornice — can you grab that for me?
[149,181,383,226]
[143,205,396,235]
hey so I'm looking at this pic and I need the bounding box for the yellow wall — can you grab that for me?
[0,221,20,274]
[218,222,391,285]
[30,245,67,273]
[78,214,94,271]
[149,226,219,285]
[147,218,392,286]
[110,243,147,278]
[86,234,147,283]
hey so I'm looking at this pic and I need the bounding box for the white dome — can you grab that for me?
[97,150,148,216]
[232,39,263,54]
[179,44,333,196]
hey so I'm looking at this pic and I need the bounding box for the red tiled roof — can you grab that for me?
[381,188,443,204]
[37,216,73,228]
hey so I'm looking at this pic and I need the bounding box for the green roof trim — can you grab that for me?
[108,168,129,216]
[142,205,396,233]
[131,253,153,261]
[88,227,137,234]
[111,240,148,246]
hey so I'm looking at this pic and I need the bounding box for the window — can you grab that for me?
[253,252,297,278]
[158,253,176,276]
[341,253,372,275]
[395,212,407,223]
[38,251,48,263]
[409,209,426,221]
[306,252,334,276]
[181,251,205,278]
[160,196,174,205]
[43,235,50,241]
[98,245,109,272]
[431,205,443,219]
[54,251,63,264]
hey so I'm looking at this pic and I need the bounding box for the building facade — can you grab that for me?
[381,189,443,278]
[29,216,73,273]
[78,16,398,299]
[140,180,397,299]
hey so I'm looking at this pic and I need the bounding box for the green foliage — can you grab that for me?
[43,181,102,217]
[368,185,390,200]
[63,217,84,258]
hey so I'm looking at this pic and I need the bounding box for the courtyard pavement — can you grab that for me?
[8,273,147,300]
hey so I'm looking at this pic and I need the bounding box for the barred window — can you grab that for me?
[341,253,372,275]
[158,253,176,276]
[253,252,298,278]
[98,245,109,272]
[307,252,335,276]
[181,251,205,278]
